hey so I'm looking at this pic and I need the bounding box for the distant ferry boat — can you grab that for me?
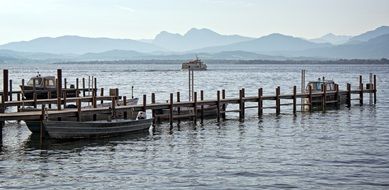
[181,57,207,71]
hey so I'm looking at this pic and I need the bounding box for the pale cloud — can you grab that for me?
[115,5,136,13]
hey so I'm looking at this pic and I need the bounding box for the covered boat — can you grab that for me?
[181,57,207,71]
[20,73,78,99]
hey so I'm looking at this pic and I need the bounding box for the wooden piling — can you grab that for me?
[92,89,97,108]
[308,85,313,112]
[40,104,46,144]
[217,90,220,122]
[82,78,86,97]
[359,75,363,106]
[76,98,81,121]
[94,78,97,92]
[169,93,173,127]
[48,91,52,109]
[193,92,197,124]
[123,96,128,119]
[2,69,8,103]
[374,75,377,104]
[111,96,116,119]
[276,86,280,115]
[293,86,296,115]
[100,88,104,104]
[176,92,181,124]
[347,83,351,108]
[9,80,12,101]
[239,89,243,121]
[76,78,79,91]
[57,69,62,110]
[322,83,327,112]
[200,90,204,124]
[258,88,263,116]
[33,93,37,109]
[64,78,67,89]
[151,93,155,122]
[17,93,20,112]
[142,94,146,112]
[221,89,226,120]
[335,84,340,108]
[21,79,24,100]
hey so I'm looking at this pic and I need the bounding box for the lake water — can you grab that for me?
[1,62,389,189]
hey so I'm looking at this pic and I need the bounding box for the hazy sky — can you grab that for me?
[1,0,389,44]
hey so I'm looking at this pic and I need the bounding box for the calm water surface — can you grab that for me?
[1,62,389,189]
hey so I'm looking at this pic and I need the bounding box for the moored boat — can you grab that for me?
[20,73,78,99]
[43,118,152,139]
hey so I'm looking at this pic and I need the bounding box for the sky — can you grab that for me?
[0,0,389,44]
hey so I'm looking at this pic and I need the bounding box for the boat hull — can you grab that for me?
[21,86,78,99]
[44,118,153,139]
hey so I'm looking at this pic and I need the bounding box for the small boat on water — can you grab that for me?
[304,77,345,110]
[181,57,207,71]
[23,98,139,134]
[43,117,152,139]
[20,73,78,99]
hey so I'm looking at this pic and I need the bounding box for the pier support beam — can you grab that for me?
[221,89,226,120]
[3,69,8,103]
[258,88,263,117]
[293,86,296,115]
[308,85,313,112]
[177,92,181,125]
[359,75,363,106]
[169,93,173,128]
[200,90,204,124]
[347,83,351,108]
[276,86,280,115]
[57,69,62,110]
[374,75,377,104]
[217,90,220,123]
[193,92,197,125]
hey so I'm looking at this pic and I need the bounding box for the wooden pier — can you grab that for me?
[0,69,378,144]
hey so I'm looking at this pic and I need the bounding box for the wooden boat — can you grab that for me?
[303,78,345,110]
[43,117,152,139]
[23,98,139,134]
[20,73,78,99]
[181,57,207,71]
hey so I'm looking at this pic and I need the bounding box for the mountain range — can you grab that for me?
[0,26,388,62]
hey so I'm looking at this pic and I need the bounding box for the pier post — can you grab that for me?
[308,85,313,112]
[33,93,37,108]
[40,104,46,144]
[193,92,197,125]
[77,98,81,121]
[142,94,146,112]
[347,83,351,108]
[111,97,116,119]
[76,78,79,94]
[57,69,62,110]
[92,89,97,108]
[151,93,155,123]
[359,75,363,106]
[258,88,263,117]
[100,88,104,104]
[177,92,181,125]
[17,93,20,112]
[276,86,280,115]
[322,84,327,112]
[64,78,67,89]
[374,75,377,104]
[217,90,220,123]
[9,80,12,101]
[200,90,204,124]
[335,84,340,109]
[169,93,173,128]
[48,91,52,109]
[2,69,8,103]
[293,86,297,115]
[82,78,86,97]
[222,89,226,120]
[123,96,128,119]
[21,79,24,100]
[239,89,243,121]
[94,78,97,92]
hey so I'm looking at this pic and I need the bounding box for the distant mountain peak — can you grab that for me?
[184,28,217,36]
[350,25,389,42]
